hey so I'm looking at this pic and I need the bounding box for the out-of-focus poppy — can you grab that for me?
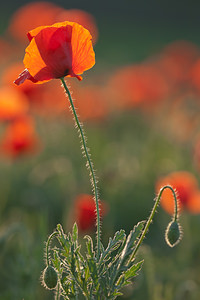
[14,21,95,85]
[193,135,200,171]
[32,80,70,118]
[162,97,199,143]
[0,87,29,121]
[29,82,107,121]
[55,9,98,44]
[185,190,200,214]
[8,1,62,43]
[155,171,200,215]
[157,41,199,90]
[8,2,98,45]
[0,38,13,63]
[72,85,108,121]
[0,116,40,158]
[74,194,107,232]
[109,63,169,110]
[189,59,200,93]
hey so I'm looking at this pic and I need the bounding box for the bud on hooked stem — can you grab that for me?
[130,185,182,262]
[42,265,58,290]
[165,219,182,247]
[42,231,59,291]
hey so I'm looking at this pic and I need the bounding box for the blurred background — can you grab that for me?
[1,1,200,299]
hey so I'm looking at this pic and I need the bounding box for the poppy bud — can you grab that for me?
[42,265,58,290]
[165,220,182,247]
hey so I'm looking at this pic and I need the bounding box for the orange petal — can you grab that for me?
[24,34,53,82]
[71,22,95,75]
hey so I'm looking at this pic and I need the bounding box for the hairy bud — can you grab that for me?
[165,220,182,247]
[42,265,58,290]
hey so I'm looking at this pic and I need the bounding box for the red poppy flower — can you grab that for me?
[0,116,40,158]
[74,194,108,232]
[155,171,200,215]
[14,21,95,85]
[0,87,29,121]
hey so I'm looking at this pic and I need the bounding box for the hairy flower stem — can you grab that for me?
[60,78,101,259]
[130,185,178,261]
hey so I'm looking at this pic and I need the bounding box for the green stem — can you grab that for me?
[46,231,58,266]
[130,185,178,260]
[55,283,60,300]
[60,78,101,259]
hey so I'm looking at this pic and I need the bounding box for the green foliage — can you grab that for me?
[42,222,145,299]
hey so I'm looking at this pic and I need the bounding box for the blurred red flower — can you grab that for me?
[26,81,107,121]
[0,38,13,63]
[157,41,199,90]
[8,2,62,43]
[189,59,200,93]
[31,80,70,118]
[14,21,95,85]
[0,116,40,158]
[193,135,200,171]
[109,64,169,110]
[8,2,98,45]
[55,9,98,44]
[74,194,108,232]
[186,190,200,214]
[0,87,29,121]
[72,85,108,121]
[155,171,200,215]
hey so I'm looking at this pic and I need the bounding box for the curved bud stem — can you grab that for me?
[46,231,58,266]
[60,78,101,259]
[130,185,178,261]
